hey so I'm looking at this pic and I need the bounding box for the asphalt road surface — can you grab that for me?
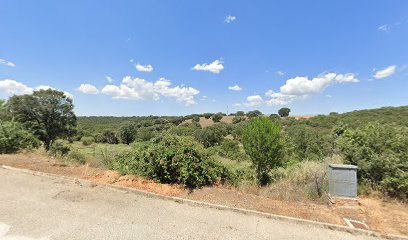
[0,167,379,240]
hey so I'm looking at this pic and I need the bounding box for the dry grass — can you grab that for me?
[183,116,235,127]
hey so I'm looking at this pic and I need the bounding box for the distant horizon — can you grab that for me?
[1,1,407,116]
[75,104,407,118]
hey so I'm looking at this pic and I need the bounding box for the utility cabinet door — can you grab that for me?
[330,169,357,197]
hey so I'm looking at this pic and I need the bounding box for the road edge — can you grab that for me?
[2,165,407,240]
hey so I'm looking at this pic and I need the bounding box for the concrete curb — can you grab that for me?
[2,165,407,240]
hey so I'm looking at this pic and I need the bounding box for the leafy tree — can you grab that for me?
[137,127,154,141]
[278,107,291,117]
[100,130,119,144]
[203,113,213,119]
[0,121,40,153]
[0,99,11,121]
[211,113,223,122]
[329,112,339,115]
[192,116,200,123]
[242,117,283,185]
[8,89,76,150]
[119,124,137,145]
[194,127,223,147]
[246,110,262,118]
[232,115,246,124]
[269,114,280,120]
[235,111,245,116]
[338,123,408,199]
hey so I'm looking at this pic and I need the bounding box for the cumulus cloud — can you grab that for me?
[101,76,199,106]
[0,79,73,98]
[135,64,153,72]
[0,58,16,67]
[192,59,224,74]
[228,85,242,91]
[224,15,236,23]
[373,65,396,79]
[237,72,359,107]
[244,95,263,107]
[0,79,32,95]
[78,84,99,94]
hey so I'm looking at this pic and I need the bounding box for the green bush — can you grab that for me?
[81,136,95,146]
[192,116,200,123]
[67,150,86,164]
[119,124,137,145]
[242,117,283,185]
[113,135,230,188]
[194,127,223,147]
[211,113,223,123]
[218,139,249,161]
[338,122,408,200]
[232,116,246,124]
[49,140,71,157]
[0,121,39,153]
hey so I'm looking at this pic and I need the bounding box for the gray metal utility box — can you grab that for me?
[328,164,358,198]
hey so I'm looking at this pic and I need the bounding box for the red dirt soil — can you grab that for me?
[1,153,406,236]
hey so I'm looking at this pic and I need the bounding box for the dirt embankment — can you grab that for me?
[0,153,407,236]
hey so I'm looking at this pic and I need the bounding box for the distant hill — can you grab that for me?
[298,106,408,128]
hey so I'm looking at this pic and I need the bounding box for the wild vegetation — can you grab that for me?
[1,90,407,201]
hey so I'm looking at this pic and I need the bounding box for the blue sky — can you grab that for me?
[1,1,407,116]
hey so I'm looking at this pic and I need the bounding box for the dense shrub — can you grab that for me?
[192,116,200,123]
[246,110,262,118]
[211,113,223,122]
[0,121,39,153]
[49,140,71,157]
[194,127,224,147]
[338,122,408,200]
[232,115,246,124]
[119,124,137,145]
[66,150,86,164]
[81,136,95,146]
[137,127,155,141]
[242,117,283,185]
[218,139,249,161]
[166,123,201,136]
[113,135,230,188]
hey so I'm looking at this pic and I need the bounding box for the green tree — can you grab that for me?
[192,116,200,123]
[232,115,246,124]
[246,110,262,118]
[8,89,76,150]
[0,99,11,121]
[203,113,213,119]
[242,117,283,185]
[235,111,245,116]
[0,121,40,153]
[119,124,137,145]
[194,127,223,147]
[212,113,223,122]
[278,107,291,117]
[329,112,339,115]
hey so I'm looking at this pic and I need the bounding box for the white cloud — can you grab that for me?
[373,65,396,79]
[129,59,134,63]
[192,59,224,74]
[0,79,32,95]
[237,72,358,107]
[135,64,153,72]
[0,58,16,67]
[276,71,285,76]
[78,84,99,94]
[244,95,263,107]
[224,15,236,23]
[106,76,114,83]
[200,95,207,101]
[101,76,199,106]
[0,79,73,98]
[326,94,332,98]
[378,25,390,32]
[228,85,242,91]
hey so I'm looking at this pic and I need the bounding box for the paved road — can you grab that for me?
[0,167,379,240]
